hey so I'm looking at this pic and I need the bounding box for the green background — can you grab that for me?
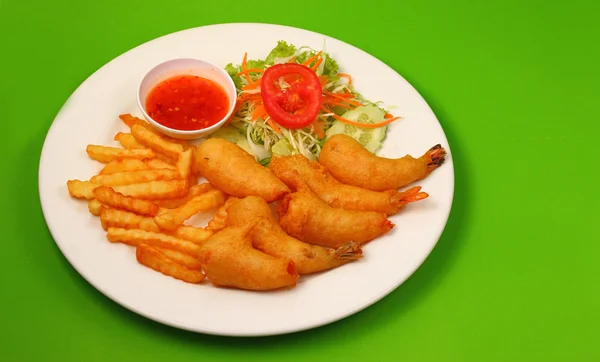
[1,0,598,361]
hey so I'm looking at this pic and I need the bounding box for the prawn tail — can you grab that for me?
[333,242,364,261]
[383,219,395,232]
[426,144,447,171]
[391,186,429,207]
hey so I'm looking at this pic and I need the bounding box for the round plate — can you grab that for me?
[39,23,454,337]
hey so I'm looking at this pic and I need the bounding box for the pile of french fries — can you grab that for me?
[66,114,227,284]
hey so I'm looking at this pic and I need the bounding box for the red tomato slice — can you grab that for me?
[260,63,322,129]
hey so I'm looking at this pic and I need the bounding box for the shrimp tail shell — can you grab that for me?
[333,242,364,261]
[391,186,429,207]
[426,144,447,171]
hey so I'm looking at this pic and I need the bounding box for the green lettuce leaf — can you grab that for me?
[225,63,243,90]
[247,59,265,69]
[265,41,297,65]
[322,53,339,77]
[295,51,310,64]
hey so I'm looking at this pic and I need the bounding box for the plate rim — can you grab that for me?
[38,21,455,337]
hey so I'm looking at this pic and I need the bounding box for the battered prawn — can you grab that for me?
[197,222,299,291]
[269,154,429,215]
[195,138,290,202]
[225,196,363,274]
[319,134,446,191]
[276,175,394,248]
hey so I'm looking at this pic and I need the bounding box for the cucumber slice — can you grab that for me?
[325,104,388,153]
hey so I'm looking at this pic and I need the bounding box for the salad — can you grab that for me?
[210,41,401,166]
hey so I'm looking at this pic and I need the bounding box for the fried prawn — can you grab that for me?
[276,176,394,248]
[225,196,363,274]
[269,154,429,215]
[319,134,446,191]
[195,138,290,202]
[197,222,299,291]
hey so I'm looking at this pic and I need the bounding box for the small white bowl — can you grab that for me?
[137,58,237,140]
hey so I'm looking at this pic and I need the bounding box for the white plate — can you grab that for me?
[39,23,454,337]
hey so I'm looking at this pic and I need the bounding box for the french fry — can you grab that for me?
[119,114,191,148]
[154,189,226,230]
[146,158,177,171]
[88,199,106,216]
[173,225,213,245]
[172,225,213,244]
[69,179,187,201]
[67,180,96,199]
[176,148,193,179]
[136,244,205,283]
[98,206,211,243]
[155,247,203,270]
[154,183,213,208]
[86,145,154,163]
[100,208,160,232]
[112,179,189,200]
[107,228,201,256]
[116,133,177,164]
[207,197,236,231]
[114,132,147,150]
[155,153,178,164]
[99,159,149,175]
[90,169,181,186]
[131,124,183,159]
[119,114,157,133]
[93,186,159,216]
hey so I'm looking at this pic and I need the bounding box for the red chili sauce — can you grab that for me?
[146,75,229,131]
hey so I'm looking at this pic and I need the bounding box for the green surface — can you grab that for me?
[1,0,599,361]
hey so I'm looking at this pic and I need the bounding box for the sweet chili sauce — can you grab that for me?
[146,75,229,131]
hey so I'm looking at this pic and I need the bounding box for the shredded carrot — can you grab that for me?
[318,75,329,86]
[288,56,297,63]
[310,58,323,71]
[241,52,252,83]
[242,81,262,91]
[324,92,363,107]
[312,119,325,138]
[241,92,262,100]
[251,105,266,122]
[266,118,282,135]
[325,91,353,98]
[321,106,401,129]
[237,68,265,76]
[384,113,394,119]
[338,73,352,84]
[302,51,322,66]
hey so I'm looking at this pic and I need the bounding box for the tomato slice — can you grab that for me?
[260,63,322,129]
